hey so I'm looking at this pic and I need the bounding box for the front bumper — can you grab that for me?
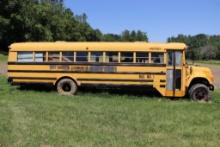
[209,84,214,91]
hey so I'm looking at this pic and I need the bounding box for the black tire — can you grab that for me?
[188,84,209,101]
[56,78,77,96]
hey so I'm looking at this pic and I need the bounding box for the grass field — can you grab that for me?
[0,53,7,62]
[1,53,220,146]
[0,76,220,147]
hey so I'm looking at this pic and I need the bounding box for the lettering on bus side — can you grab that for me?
[90,66,116,72]
[49,65,116,73]
[50,65,89,71]
[139,74,154,80]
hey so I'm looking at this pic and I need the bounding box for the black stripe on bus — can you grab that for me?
[78,78,153,82]
[12,82,54,85]
[80,83,154,87]
[10,77,153,83]
[10,77,57,80]
[8,70,166,75]
[160,80,166,83]
[8,62,166,67]
[160,85,166,88]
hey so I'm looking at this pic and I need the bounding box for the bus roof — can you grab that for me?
[9,42,187,52]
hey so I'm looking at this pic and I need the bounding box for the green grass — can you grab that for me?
[0,53,7,62]
[0,76,220,147]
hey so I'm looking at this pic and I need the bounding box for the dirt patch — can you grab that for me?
[198,64,220,89]
[0,62,7,75]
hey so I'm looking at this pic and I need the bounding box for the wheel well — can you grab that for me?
[55,76,78,87]
[189,78,209,89]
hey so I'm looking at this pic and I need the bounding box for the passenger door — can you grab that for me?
[166,50,183,97]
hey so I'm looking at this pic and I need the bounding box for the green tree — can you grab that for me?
[136,30,148,41]
[0,0,103,51]
[200,45,218,60]
[168,34,220,60]
[130,31,136,41]
[75,13,87,24]
[121,30,130,41]
[121,30,148,42]
[0,0,149,52]
[103,34,121,42]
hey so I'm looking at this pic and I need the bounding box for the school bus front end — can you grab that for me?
[185,65,214,100]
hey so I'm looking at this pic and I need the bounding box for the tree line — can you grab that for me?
[0,0,148,52]
[168,34,220,60]
[1,0,219,61]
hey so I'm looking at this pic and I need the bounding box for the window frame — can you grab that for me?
[17,51,34,62]
[75,51,88,62]
[120,52,134,63]
[90,51,104,63]
[48,52,61,62]
[167,51,183,66]
[105,52,119,63]
[62,51,75,62]
[151,52,164,64]
[34,52,46,62]
[135,52,149,64]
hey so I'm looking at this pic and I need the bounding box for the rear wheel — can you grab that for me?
[56,78,77,96]
[188,84,209,101]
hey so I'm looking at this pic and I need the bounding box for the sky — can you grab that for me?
[64,0,220,42]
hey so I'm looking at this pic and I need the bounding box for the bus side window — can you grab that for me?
[48,52,60,62]
[121,52,133,63]
[136,52,149,63]
[106,52,118,63]
[17,52,33,62]
[90,52,103,63]
[151,52,164,64]
[62,52,74,62]
[76,52,88,62]
[35,52,46,62]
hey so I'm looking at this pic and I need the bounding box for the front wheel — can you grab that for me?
[56,78,78,96]
[188,84,209,101]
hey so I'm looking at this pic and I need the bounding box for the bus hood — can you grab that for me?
[190,65,214,83]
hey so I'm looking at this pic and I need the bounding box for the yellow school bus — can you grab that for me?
[7,42,214,101]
